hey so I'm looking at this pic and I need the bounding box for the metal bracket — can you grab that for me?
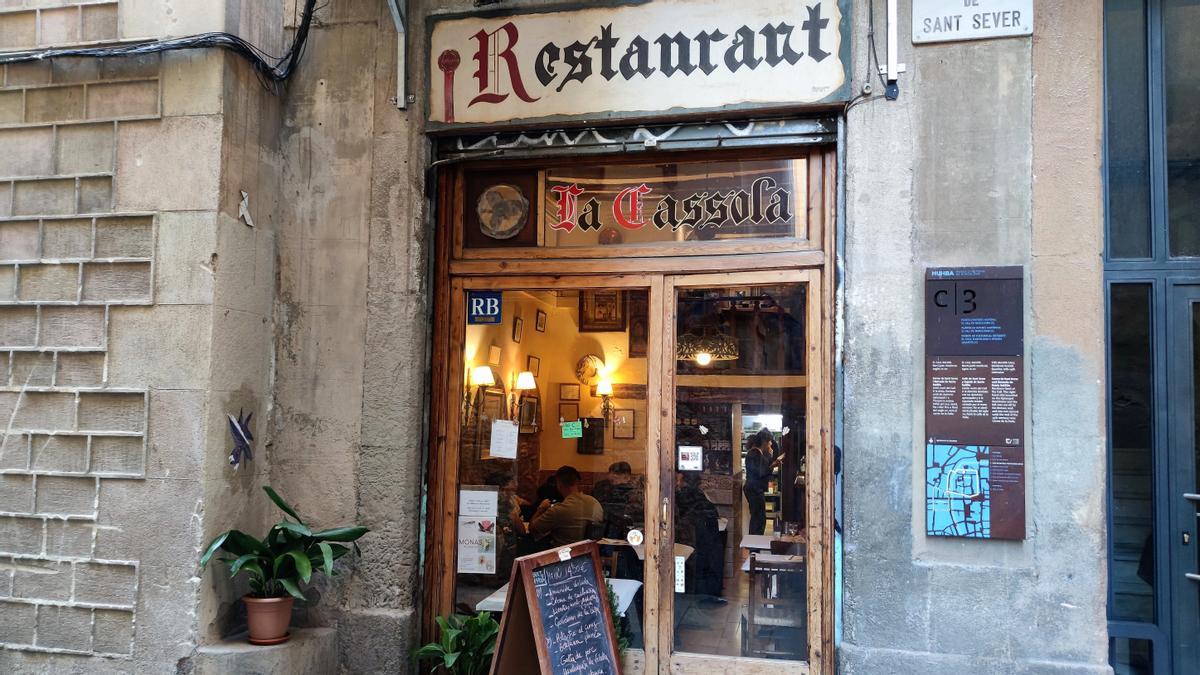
[886,0,906,82]
[386,0,408,110]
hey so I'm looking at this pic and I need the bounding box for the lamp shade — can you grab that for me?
[595,379,614,397]
[470,366,495,387]
[515,371,537,391]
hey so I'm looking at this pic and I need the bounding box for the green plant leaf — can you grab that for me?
[199,532,229,569]
[443,651,461,670]
[276,520,312,538]
[286,550,312,583]
[317,542,334,576]
[263,486,305,525]
[224,530,268,556]
[240,559,265,580]
[278,577,306,601]
[228,553,259,577]
[311,526,369,542]
[413,644,446,660]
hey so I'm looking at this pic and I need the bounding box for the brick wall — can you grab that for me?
[0,52,159,658]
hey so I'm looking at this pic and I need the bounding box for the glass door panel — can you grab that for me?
[1168,284,1200,672]
[664,272,823,666]
[451,285,653,655]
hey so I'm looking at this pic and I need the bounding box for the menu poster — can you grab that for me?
[489,419,519,459]
[678,445,703,471]
[924,267,1026,540]
[457,486,498,574]
[490,541,620,675]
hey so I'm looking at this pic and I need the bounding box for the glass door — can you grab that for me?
[435,276,666,670]
[657,270,828,672]
[1167,283,1200,672]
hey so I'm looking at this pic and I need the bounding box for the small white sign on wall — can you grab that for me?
[912,0,1033,44]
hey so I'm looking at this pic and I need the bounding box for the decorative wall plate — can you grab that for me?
[575,354,604,385]
[475,183,529,240]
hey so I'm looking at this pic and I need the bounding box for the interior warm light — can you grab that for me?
[515,371,537,391]
[694,352,713,366]
[595,379,614,397]
[470,365,495,387]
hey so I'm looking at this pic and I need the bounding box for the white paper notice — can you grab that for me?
[459,486,498,518]
[674,555,686,592]
[489,419,519,459]
[677,445,703,471]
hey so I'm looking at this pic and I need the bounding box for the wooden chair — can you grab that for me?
[740,553,807,659]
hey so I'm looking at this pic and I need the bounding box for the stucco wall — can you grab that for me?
[839,1,1108,673]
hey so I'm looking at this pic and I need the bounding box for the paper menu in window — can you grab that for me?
[490,419,519,459]
[459,486,498,518]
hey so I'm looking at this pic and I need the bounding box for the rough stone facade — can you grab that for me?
[0,0,1110,673]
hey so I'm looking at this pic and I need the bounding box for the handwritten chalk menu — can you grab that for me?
[490,541,620,675]
[924,267,1026,540]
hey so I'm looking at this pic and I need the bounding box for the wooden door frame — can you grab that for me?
[660,269,831,675]
[420,147,838,675]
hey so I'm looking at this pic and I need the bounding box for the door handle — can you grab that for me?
[661,497,669,532]
[1187,573,1200,583]
[1184,493,1200,503]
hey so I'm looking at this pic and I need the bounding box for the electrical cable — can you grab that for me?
[0,0,319,93]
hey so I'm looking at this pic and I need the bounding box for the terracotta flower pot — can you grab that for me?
[244,595,294,645]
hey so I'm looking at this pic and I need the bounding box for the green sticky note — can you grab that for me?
[561,420,583,438]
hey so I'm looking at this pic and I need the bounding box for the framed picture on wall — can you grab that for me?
[527,355,540,377]
[628,291,648,358]
[535,310,547,332]
[558,403,579,422]
[578,417,605,454]
[512,316,523,343]
[612,409,635,439]
[518,395,540,434]
[579,290,626,332]
[559,383,580,401]
[487,344,501,366]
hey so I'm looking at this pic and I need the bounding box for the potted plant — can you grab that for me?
[413,612,499,674]
[200,486,369,644]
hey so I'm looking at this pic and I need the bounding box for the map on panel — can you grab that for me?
[926,443,991,538]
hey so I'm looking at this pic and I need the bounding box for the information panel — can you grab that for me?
[924,267,1026,540]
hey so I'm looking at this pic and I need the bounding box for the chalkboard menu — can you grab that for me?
[490,541,621,675]
[924,267,1026,540]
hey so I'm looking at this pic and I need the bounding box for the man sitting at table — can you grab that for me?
[510,465,603,548]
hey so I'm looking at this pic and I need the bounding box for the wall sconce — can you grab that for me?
[512,370,536,420]
[596,378,614,421]
[463,365,495,427]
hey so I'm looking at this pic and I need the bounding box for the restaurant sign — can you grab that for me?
[427,0,850,129]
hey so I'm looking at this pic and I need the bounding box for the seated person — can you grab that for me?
[675,471,724,602]
[510,466,603,548]
[592,461,645,537]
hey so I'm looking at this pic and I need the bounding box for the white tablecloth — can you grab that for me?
[475,577,643,615]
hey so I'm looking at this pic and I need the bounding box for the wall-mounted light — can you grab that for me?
[512,370,536,420]
[596,378,614,421]
[463,365,496,426]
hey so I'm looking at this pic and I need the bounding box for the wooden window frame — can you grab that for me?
[422,145,837,675]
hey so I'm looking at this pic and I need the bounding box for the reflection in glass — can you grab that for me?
[1110,637,1153,675]
[1106,0,1152,259]
[454,288,649,652]
[1166,0,1200,256]
[672,284,809,661]
[1108,284,1155,622]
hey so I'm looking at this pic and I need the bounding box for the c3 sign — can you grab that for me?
[427,0,850,129]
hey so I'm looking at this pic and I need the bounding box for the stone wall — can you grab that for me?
[839,1,1109,673]
[0,0,280,671]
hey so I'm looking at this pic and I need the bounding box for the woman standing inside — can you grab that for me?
[743,427,784,536]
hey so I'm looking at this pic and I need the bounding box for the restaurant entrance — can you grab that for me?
[422,144,835,674]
